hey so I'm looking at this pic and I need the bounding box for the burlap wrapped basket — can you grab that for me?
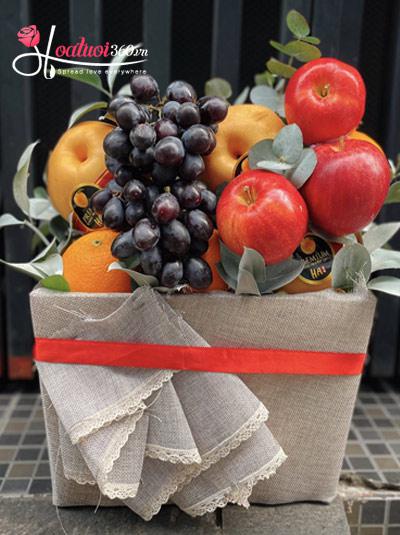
[30,287,376,507]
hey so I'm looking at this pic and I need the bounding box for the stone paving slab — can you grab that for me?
[0,495,350,535]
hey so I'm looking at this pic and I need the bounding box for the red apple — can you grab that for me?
[216,170,308,264]
[285,58,366,145]
[301,139,391,237]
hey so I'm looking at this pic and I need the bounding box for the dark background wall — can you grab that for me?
[1,0,400,380]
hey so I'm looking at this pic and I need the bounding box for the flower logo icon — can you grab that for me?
[17,25,40,48]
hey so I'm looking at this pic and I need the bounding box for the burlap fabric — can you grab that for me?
[30,287,376,512]
[32,287,286,520]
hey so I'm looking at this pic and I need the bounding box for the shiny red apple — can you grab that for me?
[216,169,308,264]
[301,139,391,237]
[285,58,366,145]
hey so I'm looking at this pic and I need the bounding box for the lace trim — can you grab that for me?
[69,370,174,444]
[63,471,97,487]
[184,447,287,517]
[139,403,269,521]
[145,445,201,464]
[101,482,139,500]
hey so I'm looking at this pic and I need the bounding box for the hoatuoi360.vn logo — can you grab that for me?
[13,25,148,78]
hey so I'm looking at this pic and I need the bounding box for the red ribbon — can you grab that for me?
[34,338,366,375]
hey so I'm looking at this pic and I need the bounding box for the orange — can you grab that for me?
[201,230,228,291]
[348,130,384,153]
[48,121,113,219]
[62,230,132,293]
[203,104,284,191]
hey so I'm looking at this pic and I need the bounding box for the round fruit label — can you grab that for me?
[294,234,335,284]
[71,185,103,231]
[233,152,249,177]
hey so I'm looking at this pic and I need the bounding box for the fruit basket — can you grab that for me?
[3,9,400,521]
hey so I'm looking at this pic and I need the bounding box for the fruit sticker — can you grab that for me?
[294,234,334,284]
[71,185,103,231]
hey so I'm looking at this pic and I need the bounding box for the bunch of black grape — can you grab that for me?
[92,74,228,289]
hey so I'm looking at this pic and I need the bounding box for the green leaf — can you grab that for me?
[239,247,266,284]
[257,160,295,172]
[205,78,232,99]
[272,124,304,163]
[107,45,141,93]
[57,69,111,98]
[29,198,58,221]
[40,274,70,292]
[0,259,45,280]
[254,71,275,86]
[385,182,400,204]
[219,240,241,280]
[269,40,291,55]
[34,253,63,277]
[0,214,23,228]
[367,276,400,296]
[68,101,108,128]
[332,243,372,290]
[249,85,284,115]
[234,86,250,105]
[371,248,400,272]
[286,148,317,188]
[33,238,58,262]
[117,83,133,96]
[363,222,400,252]
[282,41,321,62]
[31,222,50,252]
[248,139,275,169]
[33,186,48,199]
[261,257,305,293]
[286,9,310,38]
[216,262,238,290]
[13,140,40,216]
[108,261,157,287]
[49,216,70,242]
[266,58,296,79]
[301,36,321,45]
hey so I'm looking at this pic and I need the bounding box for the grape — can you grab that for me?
[162,100,181,121]
[107,179,123,194]
[140,246,163,276]
[181,183,202,209]
[123,179,146,201]
[155,119,179,139]
[199,96,229,124]
[162,220,191,257]
[186,209,213,241]
[108,95,133,115]
[115,166,136,187]
[182,125,215,155]
[130,74,159,103]
[130,146,154,168]
[103,197,125,230]
[105,155,122,175]
[151,193,180,224]
[145,185,160,211]
[161,261,183,288]
[170,179,186,203]
[184,257,212,289]
[90,189,112,212]
[103,128,132,162]
[179,154,204,181]
[125,201,145,226]
[116,103,144,131]
[192,179,207,191]
[204,132,216,155]
[209,123,219,134]
[152,163,177,187]
[111,230,137,259]
[166,80,197,103]
[176,103,201,128]
[130,123,156,150]
[190,238,209,256]
[200,189,217,214]
[133,218,160,251]
[154,137,185,167]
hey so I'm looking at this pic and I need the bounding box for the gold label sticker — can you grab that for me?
[294,234,335,284]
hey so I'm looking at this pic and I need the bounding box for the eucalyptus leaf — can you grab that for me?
[260,257,305,293]
[363,222,400,252]
[40,274,70,292]
[107,45,142,93]
[57,69,111,98]
[0,214,23,228]
[33,238,58,262]
[254,71,275,86]
[31,222,50,252]
[205,78,232,99]
[215,181,229,199]
[234,86,250,105]
[286,148,317,188]
[371,248,400,272]
[49,215,70,242]
[216,262,239,290]
[34,253,63,277]
[257,160,295,171]
[282,41,321,62]
[235,268,261,296]
[272,124,303,163]
[332,243,372,290]
[367,276,400,296]
[68,101,108,128]
[0,259,45,280]
[219,240,241,280]
[117,83,133,96]
[33,186,48,199]
[269,40,290,55]
[286,9,310,38]
[249,85,284,115]
[108,261,158,286]
[29,198,58,221]
[267,58,296,79]
[301,36,321,45]
[385,182,400,204]
[248,139,275,169]
[13,140,40,216]
[238,247,266,284]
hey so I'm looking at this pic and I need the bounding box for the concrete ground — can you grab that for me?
[0,495,350,535]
